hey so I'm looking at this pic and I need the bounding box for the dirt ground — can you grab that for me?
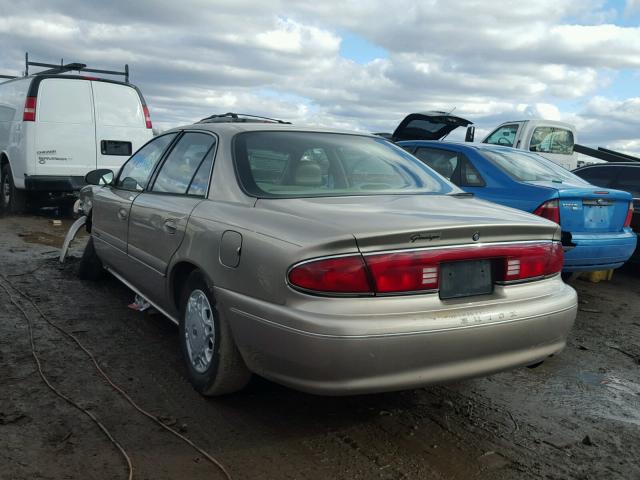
[1,214,639,480]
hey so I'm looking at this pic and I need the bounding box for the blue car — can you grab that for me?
[398,140,637,273]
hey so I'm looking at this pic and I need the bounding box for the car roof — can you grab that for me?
[166,121,376,137]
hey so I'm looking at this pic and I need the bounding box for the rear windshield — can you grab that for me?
[480,148,586,184]
[233,131,455,198]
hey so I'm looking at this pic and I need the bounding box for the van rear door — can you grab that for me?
[34,78,96,177]
[91,81,152,173]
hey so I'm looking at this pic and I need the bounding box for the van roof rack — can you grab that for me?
[197,112,291,124]
[1,52,130,83]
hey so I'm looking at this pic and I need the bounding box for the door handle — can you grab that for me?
[117,208,128,220]
[163,219,178,234]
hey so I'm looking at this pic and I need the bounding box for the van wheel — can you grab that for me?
[179,270,251,396]
[1,163,27,214]
[78,237,104,280]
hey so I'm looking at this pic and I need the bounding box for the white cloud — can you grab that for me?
[0,0,639,154]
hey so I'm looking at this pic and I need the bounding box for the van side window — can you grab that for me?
[116,133,177,191]
[38,79,93,124]
[530,127,574,154]
[152,132,216,195]
[484,124,519,147]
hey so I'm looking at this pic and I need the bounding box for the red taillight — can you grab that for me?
[533,199,560,224]
[501,242,564,282]
[366,242,564,293]
[624,202,634,228]
[288,242,564,296]
[143,105,152,129]
[288,255,371,294]
[23,96,37,121]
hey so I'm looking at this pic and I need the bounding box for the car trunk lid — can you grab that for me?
[383,112,473,142]
[527,182,632,233]
[256,194,559,253]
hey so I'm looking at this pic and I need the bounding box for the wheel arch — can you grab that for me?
[170,261,202,312]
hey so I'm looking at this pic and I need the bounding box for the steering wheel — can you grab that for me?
[497,137,511,146]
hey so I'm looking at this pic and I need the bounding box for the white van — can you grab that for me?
[0,73,153,213]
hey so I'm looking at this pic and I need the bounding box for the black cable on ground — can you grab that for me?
[0,279,134,480]
[0,272,232,480]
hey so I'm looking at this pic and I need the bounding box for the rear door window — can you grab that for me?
[530,127,574,154]
[37,79,93,124]
[414,147,458,180]
[460,159,485,186]
[116,133,177,191]
[611,167,640,198]
[484,124,519,147]
[152,132,216,195]
[574,166,617,189]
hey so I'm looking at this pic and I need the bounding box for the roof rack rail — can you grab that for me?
[1,52,130,83]
[197,112,291,124]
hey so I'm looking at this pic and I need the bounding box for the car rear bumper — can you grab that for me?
[24,175,86,192]
[217,277,577,395]
[562,230,637,272]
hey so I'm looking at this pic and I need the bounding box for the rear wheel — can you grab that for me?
[0,163,27,214]
[179,270,251,396]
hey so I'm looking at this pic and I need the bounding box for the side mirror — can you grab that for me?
[85,169,114,186]
[465,126,475,142]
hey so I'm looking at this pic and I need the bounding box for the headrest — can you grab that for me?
[294,162,323,186]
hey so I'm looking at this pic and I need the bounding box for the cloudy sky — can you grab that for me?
[1,0,639,153]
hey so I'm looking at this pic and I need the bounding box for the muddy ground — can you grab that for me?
[1,214,639,480]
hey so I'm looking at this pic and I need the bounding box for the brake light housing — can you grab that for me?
[287,255,372,295]
[624,202,634,228]
[23,96,37,121]
[533,200,560,224]
[287,241,564,296]
[143,105,152,129]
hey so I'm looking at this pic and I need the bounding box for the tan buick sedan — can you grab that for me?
[75,114,577,396]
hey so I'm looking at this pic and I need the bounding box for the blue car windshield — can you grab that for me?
[480,148,587,184]
[234,131,456,198]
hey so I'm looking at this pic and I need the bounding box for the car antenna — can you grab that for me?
[439,106,457,142]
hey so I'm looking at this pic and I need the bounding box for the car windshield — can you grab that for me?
[234,131,455,198]
[480,148,587,184]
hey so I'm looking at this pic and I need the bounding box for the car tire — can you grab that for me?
[561,272,579,283]
[179,270,251,396]
[78,237,104,280]
[1,163,27,215]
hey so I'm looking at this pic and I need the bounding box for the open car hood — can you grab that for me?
[387,111,473,141]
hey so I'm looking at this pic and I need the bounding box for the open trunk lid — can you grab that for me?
[386,112,473,142]
[529,182,633,233]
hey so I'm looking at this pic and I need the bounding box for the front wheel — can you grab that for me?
[78,236,104,280]
[179,271,251,396]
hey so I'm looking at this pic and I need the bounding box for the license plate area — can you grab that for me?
[439,259,493,300]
